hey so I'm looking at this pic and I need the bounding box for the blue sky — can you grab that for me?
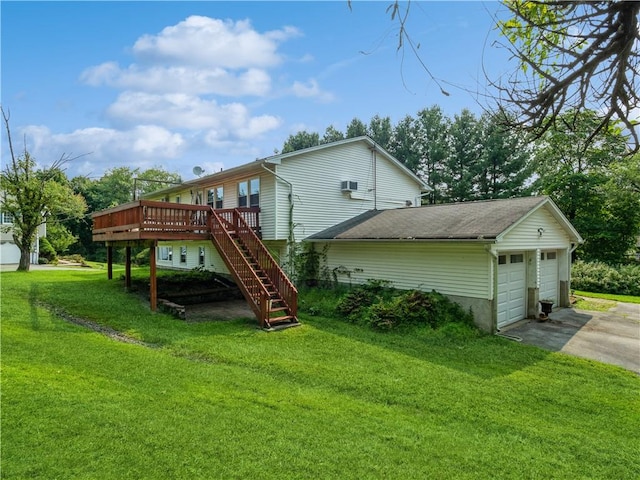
[2,1,512,180]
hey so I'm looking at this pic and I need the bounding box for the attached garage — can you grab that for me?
[306,196,583,332]
[0,241,21,264]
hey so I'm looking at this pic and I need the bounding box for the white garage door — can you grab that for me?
[539,251,558,305]
[0,242,21,264]
[497,252,526,328]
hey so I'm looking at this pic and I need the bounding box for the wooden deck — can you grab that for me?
[92,200,260,243]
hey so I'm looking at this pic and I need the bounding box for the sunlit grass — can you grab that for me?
[2,269,639,479]
[573,290,640,304]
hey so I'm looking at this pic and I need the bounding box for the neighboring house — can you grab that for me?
[144,136,428,273]
[306,196,583,332]
[0,209,46,265]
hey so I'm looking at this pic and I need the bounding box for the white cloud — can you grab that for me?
[106,91,281,135]
[291,79,335,102]
[81,64,271,97]
[21,124,185,176]
[132,16,300,69]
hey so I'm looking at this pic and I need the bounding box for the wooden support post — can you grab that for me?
[149,242,157,311]
[125,246,132,291]
[107,246,113,280]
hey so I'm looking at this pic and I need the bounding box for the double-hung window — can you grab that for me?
[238,178,260,208]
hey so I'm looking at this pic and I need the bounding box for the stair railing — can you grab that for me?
[230,209,298,319]
[208,209,272,326]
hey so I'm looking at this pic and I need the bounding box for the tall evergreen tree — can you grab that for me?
[443,109,482,202]
[476,112,533,199]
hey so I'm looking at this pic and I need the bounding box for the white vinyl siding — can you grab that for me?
[275,142,422,240]
[318,241,491,299]
[497,207,571,250]
[156,241,230,275]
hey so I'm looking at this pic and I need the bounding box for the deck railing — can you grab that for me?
[92,201,260,241]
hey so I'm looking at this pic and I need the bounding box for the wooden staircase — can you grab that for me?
[208,208,299,330]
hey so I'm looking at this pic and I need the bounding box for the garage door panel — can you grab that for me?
[540,251,558,305]
[497,252,526,328]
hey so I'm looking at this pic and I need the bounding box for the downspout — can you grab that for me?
[371,145,377,210]
[485,245,499,334]
[261,163,295,272]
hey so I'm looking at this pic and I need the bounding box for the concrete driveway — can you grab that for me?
[501,302,640,374]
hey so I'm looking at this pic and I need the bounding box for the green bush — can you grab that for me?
[39,237,57,262]
[572,261,640,296]
[134,248,150,266]
[333,281,474,332]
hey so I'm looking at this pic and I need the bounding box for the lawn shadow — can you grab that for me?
[304,314,554,379]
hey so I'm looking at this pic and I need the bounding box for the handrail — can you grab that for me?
[231,209,298,319]
[208,209,273,326]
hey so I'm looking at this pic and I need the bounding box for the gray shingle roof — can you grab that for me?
[306,196,549,241]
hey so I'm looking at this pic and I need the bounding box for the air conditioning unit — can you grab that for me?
[341,180,358,192]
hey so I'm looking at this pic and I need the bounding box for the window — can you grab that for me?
[546,251,557,260]
[510,254,524,264]
[249,178,260,207]
[175,195,181,204]
[199,247,205,266]
[238,181,248,207]
[160,247,169,261]
[1,212,14,224]
[238,178,259,208]
[216,187,223,209]
[180,246,187,263]
[540,252,545,260]
[498,255,507,265]
[168,247,173,261]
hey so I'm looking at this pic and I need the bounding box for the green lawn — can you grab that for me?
[2,268,639,479]
[573,290,640,304]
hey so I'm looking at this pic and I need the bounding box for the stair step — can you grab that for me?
[269,306,289,313]
[263,321,301,332]
[267,315,297,325]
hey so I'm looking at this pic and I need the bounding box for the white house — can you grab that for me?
[306,196,583,332]
[0,210,45,265]
[144,136,428,273]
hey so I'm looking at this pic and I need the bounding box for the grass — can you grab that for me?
[2,268,639,479]
[573,290,640,304]
[573,296,618,312]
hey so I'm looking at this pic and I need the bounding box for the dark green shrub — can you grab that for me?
[38,257,49,264]
[336,280,395,322]
[334,281,474,332]
[572,261,640,296]
[135,248,150,266]
[39,237,57,262]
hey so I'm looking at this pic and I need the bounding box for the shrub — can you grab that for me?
[336,280,394,323]
[135,248,150,266]
[39,237,57,262]
[572,261,640,296]
[334,281,474,332]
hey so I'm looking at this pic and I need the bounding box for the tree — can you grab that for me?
[321,125,345,144]
[496,1,639,151]
[281,131,320,153]
[532,110,633,263]
[442,109,482,202]
[1,107,86,271]
[368,115,393,148]
[476,112,533,199]
[345,118,368,138]
[413,106,450,204]
[367,1,639,152]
